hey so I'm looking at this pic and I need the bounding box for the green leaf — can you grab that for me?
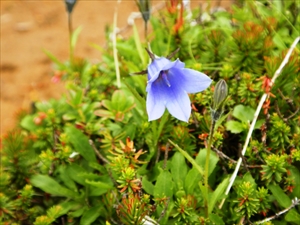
[199,181,208,204]
[209,213,225,225]
[94,109,114,119]
[66,164,87,185]
[89,186,111,197]
[71,206,87,218]
[185,167,202,194]
[208,177,229,214]
[232,105,255,122]
[254,119,265,129]
[198,149,219,206]
[184,153,204,194]
[285,209,300,223]
[171,152,188,190]
[243,172,257,188]
[214,111,231,132]
[198,149,219,178]
[71,26,82,50]
[99,90,135,120]
[80,173,106,181]
[116,42,139,61]
[123,79,147,115]
[20,115,39,131]
[80,62,92,87]
[68,89,83,108]
[226,120,244,133]
[86,175,114,196]
[101,99,113,111]
[271,0,282,15]
[154,170,173,198]
[169,139,204,176]
[85,180,113,190]
[89,162,107,174]
[111,90,135,113]
[65,126,97,163]
[133,22,146,66]
[44,202,77,221]
[273,29,289,50]
[289,166,300,198]
[43,49,64,67]
[62,112,77,121]
[142,176,154,195]
[269,184,291,208]
[54,201,77,217]
[30,174,77,198]
[80,206,102,225]
[58,165,77,191]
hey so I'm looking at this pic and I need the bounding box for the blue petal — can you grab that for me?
[147,74,191,122]
[146,80,166,121]
[166,91,191,122]
[170,68,212,93]
[162,58,185,70]
[147,57,171,81]
[146,56,211,122]
[165,78,191,122]
[148,58,184,83]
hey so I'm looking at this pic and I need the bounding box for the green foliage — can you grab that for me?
[261,154,288,184]
[233,181,260,218]
[226,104,264,134]
[1,0,300,224]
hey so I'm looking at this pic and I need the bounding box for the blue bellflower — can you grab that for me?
[146,55,212,122]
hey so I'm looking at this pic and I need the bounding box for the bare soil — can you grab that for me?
[1,0,141,135]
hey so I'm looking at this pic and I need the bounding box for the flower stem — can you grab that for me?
[204,118,216,218]
[68,13,73,64]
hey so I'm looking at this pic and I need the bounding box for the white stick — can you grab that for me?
[255,197,300,224]
[219,36,300,209]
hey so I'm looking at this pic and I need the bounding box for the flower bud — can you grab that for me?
[211,79,228,121]
[65,0,77,14]
[137,0,150,23]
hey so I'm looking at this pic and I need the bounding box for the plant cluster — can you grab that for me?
[1,0,300,224]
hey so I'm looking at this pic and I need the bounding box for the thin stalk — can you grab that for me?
[145,21,148,42]
[68,13,74,64]
[204,118,216,217]
[154,113,169,146]
[150,113,169,161]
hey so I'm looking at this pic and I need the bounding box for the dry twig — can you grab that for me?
[255,197,300,224]
[89,139,109,164]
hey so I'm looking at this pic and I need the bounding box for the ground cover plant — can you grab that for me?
[1,0,300,224]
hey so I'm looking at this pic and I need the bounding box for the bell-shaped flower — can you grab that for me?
[146,55,212,122]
